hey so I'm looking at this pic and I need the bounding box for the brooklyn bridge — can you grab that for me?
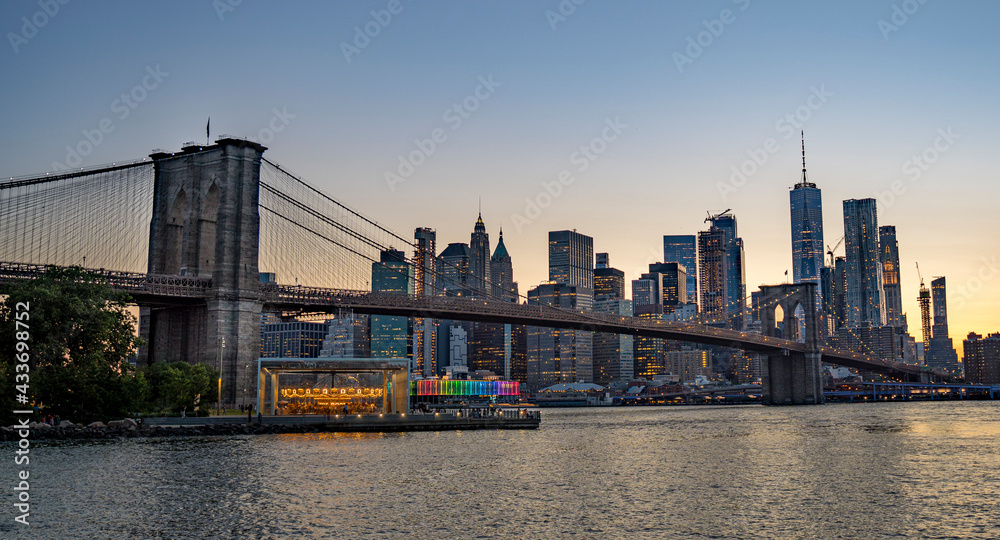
[0,139,951,406]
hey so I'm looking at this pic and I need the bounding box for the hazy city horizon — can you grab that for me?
[3,2,997,345]
[4,2,1000,538]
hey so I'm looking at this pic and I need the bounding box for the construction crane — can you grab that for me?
[705,209,731,223]
[916,262,932,355]
[826,236,844,267]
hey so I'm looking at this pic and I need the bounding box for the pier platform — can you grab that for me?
[143,410,540,432]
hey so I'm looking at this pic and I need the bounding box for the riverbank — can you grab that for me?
[1,411,540,441]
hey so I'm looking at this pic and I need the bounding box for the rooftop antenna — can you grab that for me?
[800,130,808,184]
[797,130,816,188]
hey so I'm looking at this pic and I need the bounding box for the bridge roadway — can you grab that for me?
[0,262,947,382]
[265,283,943,381]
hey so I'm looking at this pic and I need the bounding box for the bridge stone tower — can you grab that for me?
[757,283,825,405]
[138,139,265,407]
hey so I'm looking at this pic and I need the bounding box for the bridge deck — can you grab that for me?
[0,262,950,382]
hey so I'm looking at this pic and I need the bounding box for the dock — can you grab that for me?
[142,410,540,433]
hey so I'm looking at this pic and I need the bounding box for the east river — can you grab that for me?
[2,401,998,539]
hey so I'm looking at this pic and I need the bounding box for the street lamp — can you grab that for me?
[217,336,225,414]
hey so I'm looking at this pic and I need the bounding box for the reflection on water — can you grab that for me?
[2,401,998,539]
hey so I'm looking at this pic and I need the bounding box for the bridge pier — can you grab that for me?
[757,283,825,405]
[138,139,265,407]
[761,351,824,405]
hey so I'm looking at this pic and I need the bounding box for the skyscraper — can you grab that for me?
[595,252,610,269]
[697,227,725,318]
[548,230,594,292]
[471,228,520,379]
[927,276,960,371]
[698,212,746,330]
[879,225,906,332]
[526,282,593,389]
[370,248,413,359]
[632,275,661,308]
[593,297,634,385]
[789,132,824,287]
[469,213,491,297]
[525,230,594,389]
[438,243,470,297]
[594,253,625,300]
[648,262,688,311]
[414,227,437,377]
[842,198,884,328]
[663,235,697,304]
[413,228,437,297]
[490,228,517,301]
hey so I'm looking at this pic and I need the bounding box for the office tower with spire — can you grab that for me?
[790,132,824,288]
[413,227,437,377]
[927,277,960,371]
[842,198,885,328]
[471,228,521,379]
[879,225,906,332]
[663,235,697,304]
[469,212,491,298]
[490,228,517,301]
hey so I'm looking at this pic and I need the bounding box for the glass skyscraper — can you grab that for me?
[842,198,884,328]
[663,235,697,304]
[789,134,824,287]
[438,242,470,297]
[370,248,413,359]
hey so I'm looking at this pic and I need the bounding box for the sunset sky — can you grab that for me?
[2,1,998,344]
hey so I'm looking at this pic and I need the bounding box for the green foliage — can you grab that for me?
[143,361,218,414]
[0,266,147,424]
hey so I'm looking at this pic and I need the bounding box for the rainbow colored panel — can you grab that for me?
[411,380,520,396]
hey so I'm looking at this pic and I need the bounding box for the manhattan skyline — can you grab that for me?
[1,1,998,344]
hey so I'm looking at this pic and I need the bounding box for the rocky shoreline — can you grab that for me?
[2,413,540,442]
[1,419,328,442]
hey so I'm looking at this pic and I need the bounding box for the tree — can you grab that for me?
[0,266,148,424]
[144,361,218,414]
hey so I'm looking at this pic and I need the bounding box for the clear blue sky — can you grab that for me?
[2,0,998,341]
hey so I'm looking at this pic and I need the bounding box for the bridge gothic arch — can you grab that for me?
[139,139,266,407]
[756,283,824,405]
